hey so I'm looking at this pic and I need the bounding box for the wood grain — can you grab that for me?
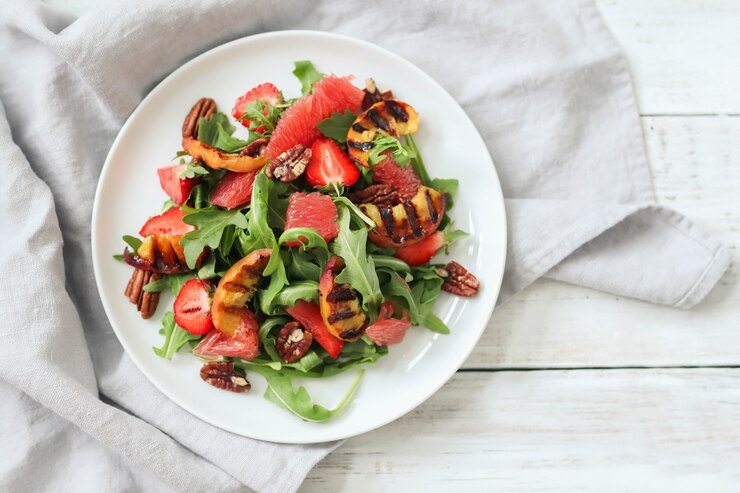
[303,370,740,492]
[466,116,739,369]
[596,0,740,114]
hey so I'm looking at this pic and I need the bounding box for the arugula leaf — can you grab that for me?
[122,235,142,250]
[293,60,324,95]
[286,250,323,281]
[368,135,416,166]
[259,280,320,315]
[239,101,282,136]
[405,134,432,185]
[180,162,210,179]
[248,365,364,422]
[197,112,249,153]
[181,207,248,268]
[142,277,169,293]
[331,206,383,314]
[371,255,411,274]
[317,110,356,144]
[278,228,328,251]
[161,199,178,212]
[444,227,469,250]
[197,252,218,280]
[152,312,201,359]
[143,272,197,295]
[112,254,124,262]
[332,196,375,228]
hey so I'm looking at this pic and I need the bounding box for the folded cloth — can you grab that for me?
[0,0,729,492]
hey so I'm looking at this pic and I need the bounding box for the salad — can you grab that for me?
[117,61,480,422]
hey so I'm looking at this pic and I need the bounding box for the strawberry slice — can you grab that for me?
[192,326,260,361]
[305,138,360,188]
[393,231,446,266]
[210,170,259,209]
[366,318,412,346]
[372,154,421,200]
[286,300,343,359]
[157,164,199,205]
[232,82,281,132]
[173,279,215,335]
[139,207,194,237]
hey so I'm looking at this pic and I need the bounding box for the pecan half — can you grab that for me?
[266,144,311,182]
[199,361,250,393]
[124,268,162,319]
[361,78,394,111]
[441,261,480,297]
[276,321,313,363]
[182,97,217,139]
[348,183,400,207]
[240,137,269,158]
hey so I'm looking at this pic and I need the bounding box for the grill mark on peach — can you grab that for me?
[380,206,398,240]
[348,140,374,151]
[425,188,440,224]
[327,308,359,324]
[326,288,357,302]
[366,109,392,133]
[384,100,408,122]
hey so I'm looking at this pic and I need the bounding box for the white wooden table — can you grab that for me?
[47,1,740,490]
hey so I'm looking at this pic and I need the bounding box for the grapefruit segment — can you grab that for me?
[284,192,339,245]
[264,76,363,159]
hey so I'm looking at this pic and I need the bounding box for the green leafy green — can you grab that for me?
[122,235,142,250]
[368,135,416,166]
[371,255,411,274]
[331,206,383,315]
[286,250,324,281]
[248,365,364,422]
[112,254,124,262]
[152,312,201,359]
[181,207,248,268]
[332,196,376,229]
[180,162,210,179]
[292,60,324,95]
[404,134,431,185]
[197,112,249,153]
[278,228,328,251]
[161,199,178,212]
[317,110,356,144]
[239,101,283,137]
[259,280,320,315]
[143,272,197,295]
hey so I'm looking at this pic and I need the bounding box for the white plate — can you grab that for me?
[92,31,506,443]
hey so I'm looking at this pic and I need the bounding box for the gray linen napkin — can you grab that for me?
[0,0,730,492]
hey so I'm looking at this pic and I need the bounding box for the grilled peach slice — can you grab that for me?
[319,256,367,341]
[360,185,446,249]
[346,99,419,166]
[124,235,191,273]
[182,137,267,173]
[211,248,271,338]
[181,97,267,173]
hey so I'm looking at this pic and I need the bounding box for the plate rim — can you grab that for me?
[91,29,507,443]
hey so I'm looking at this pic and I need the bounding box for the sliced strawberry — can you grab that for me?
[157,164,199,205]
[372,154,421,200]
[286,300,343,359]
[393,231,446,266]
[139,207,195,237]
[284,192,339,245]
[232,82,281,132]
[366,317,412,346]
[192,326,260,361]
[210,170,259,209]
[173,279,215,335]
[305,138,360,188]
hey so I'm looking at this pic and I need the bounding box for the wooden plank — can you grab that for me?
[465,116,739,369]
[595,0,740,114]
[304,370,740,492]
